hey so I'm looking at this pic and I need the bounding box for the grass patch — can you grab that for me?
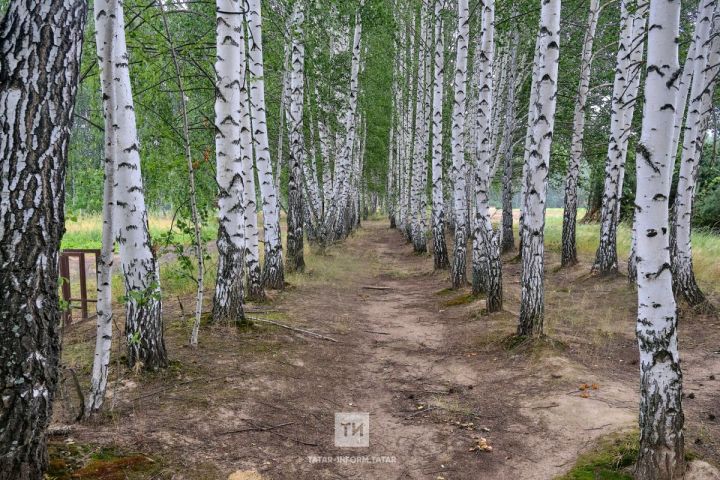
[48,442,163,480]
[556,431,638,480]
[443,292,476,307]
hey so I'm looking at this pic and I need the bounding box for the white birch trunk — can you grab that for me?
[561,0,600,267]
[112,0,167,369]
[670,1,718,311]
[246,0,284,289]
[0,1,86,474]
[240,43,264,301]
[431,0,449,269]
[517,0,561,336]
[471,0,502,312]
[633,0,684,476]
[213,0,246,324]
[286,0,306,272]
[450,0,471,288]
[594,0,648,274]
[87,0,117,414]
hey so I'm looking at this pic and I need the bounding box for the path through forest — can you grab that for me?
[55,220,720,479]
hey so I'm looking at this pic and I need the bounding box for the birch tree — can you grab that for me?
[112,0,167,369]
[286,0,306,273]
[0,0,87,476]
[633,0,684,476]
[500,30,521,254]
[213,0,246,324]
[594,0,648,274]
[471,0,502,311]
[670,0,718,312]
[431,0,449,269]
[87,0,117,415]
[561,0,600,267]
[240,51,264,301]
[517,0,561,336]
[246,0,285,290]
[450,0,471,288]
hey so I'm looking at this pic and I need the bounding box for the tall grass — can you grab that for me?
[542,208,718,294]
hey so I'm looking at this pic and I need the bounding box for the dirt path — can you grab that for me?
[55,220,720,480]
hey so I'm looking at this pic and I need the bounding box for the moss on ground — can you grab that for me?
[556,431,638,480]
[47,442,163,479]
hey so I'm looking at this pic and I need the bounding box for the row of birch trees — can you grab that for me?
[0,0,371,476]
[387,0,719,478]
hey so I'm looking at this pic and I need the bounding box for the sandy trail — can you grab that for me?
[55,220,720,479]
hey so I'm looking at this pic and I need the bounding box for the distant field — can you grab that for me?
[61,208,720,296]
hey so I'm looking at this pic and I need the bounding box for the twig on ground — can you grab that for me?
[247,315,338,342]
[361,286,394,291]
[362,329,391,335]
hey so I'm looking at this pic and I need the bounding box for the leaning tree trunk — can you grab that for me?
[517,0,561,336]
[87,0,117,415]
[431,0,449,269]
[471,0,502,312]
[213,0,246,324]
[633,0,685,477]
[450,0,471,288]
[594,0,647,274]
[561,0,600,267]
[0,1,87,477]
[286,0,306,273]
[671,1,718,312]
[112,0,167,370]
[246,0,285,290]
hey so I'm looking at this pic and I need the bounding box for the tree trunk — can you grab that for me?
[286,0,306,273]
[670,1,718,312]
[112,0,167,370]
[594,0,647,274]
[240,57,265,302]
[470,0,502,313]
[431,0,449,269]
[450,0,470,289]
[517,0,561,336]
[213,0,246,325]
[561,0,600,267]
[500,29,520,255]
[0,0,87,477]
[87,0,117,415]
[633,0,685,476]
[246,0,285,290]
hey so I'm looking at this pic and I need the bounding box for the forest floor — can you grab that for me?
[52,219,720,480]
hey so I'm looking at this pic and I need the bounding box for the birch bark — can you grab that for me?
[87,0,117,414]
[286,0,306,273]
[561,0,600,267]
[450,0,471,288]
[0,0,87,476]
[431,0,449,269]
[671,0,718,311]
[594,0,648,274]
[246,0,285,289]
[633,0,684,476]
[213,0,246,324]
[517,0,561,336]
[112,0,167,369]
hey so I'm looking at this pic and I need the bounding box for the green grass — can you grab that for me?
[555,431,638,480]
[541,208,719,294]
[61,213,217,250]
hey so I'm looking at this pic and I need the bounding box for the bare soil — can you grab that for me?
[54,220,720,479]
